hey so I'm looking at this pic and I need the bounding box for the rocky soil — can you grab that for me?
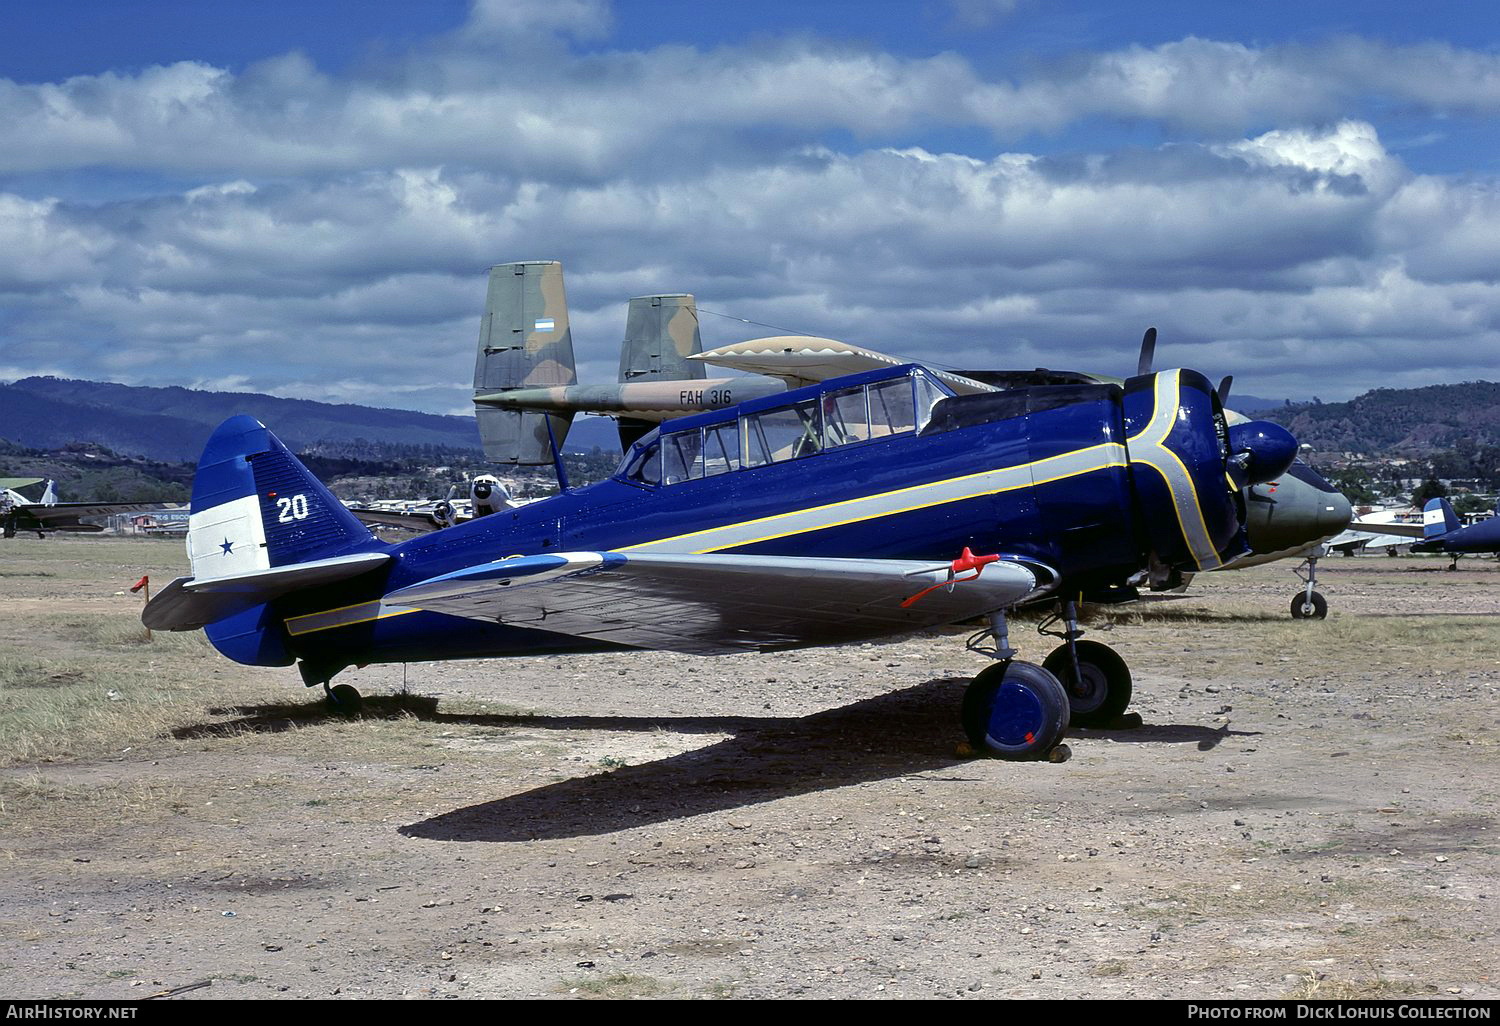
[0,541,1496,1000]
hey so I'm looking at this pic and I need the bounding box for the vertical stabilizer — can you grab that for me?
[187,416,378,580]
[1423,497,1460,539]
[619,294,704,382]
[472,260,577,465]
[40,480,57,505]
[617,293,703,449]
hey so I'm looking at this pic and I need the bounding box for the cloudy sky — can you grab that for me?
[3,0,1499,413]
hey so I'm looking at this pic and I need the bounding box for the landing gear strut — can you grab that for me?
[958,609,1071,760]
[1290,554,1328,619]
[1040,601,1133,727]
[300,660,361,715]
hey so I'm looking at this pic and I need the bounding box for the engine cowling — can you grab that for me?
[1122,369,1248,572]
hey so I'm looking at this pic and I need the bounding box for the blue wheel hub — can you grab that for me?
[987,681,1045,747]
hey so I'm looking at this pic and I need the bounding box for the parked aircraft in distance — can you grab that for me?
[1409,498,1500,567]
[347,475,517,534]
[468,263,1350,618]
[143,343,1298,760]
[1327,506,1424,557]
[1,478,162,539]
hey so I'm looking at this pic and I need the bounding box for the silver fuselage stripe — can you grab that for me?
[620,442,1128,555]
[1125,370,1223,571]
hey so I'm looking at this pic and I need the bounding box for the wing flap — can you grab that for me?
[385,550,1039,654]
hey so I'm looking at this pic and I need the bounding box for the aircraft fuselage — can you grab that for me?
[202,365,1262,679]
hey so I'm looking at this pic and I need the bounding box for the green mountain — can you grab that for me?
[1257,382,1500,455]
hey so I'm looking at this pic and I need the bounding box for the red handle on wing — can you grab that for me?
[901,548,1001,608]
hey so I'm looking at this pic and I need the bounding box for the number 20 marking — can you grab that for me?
[276,494,310,523]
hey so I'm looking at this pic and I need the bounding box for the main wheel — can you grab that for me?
[1042,640,1133,727]
[1289,591,1327,619]
[960,661,1070,760]
[327,683,363,715]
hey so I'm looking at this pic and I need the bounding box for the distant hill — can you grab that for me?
[1258,381,1500,455]
[0,377,629,463]
[1222,394,1285,414]
[0,377,485,462]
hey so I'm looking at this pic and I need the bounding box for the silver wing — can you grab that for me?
[385,550,1044,655]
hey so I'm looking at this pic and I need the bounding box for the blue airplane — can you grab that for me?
[1411,497,1500,566]
[143,362,1296,760]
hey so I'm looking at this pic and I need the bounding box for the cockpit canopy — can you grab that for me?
[616,365,952,488]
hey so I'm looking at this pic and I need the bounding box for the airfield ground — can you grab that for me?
[0,537,1496,1000]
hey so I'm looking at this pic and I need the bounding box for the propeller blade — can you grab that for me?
[1136,327,1157,377]
[1217,375,1233,406]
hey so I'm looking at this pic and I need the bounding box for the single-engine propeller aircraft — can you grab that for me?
[144,341,1298,759]
[470,263,1351,618]
[1,478,163,539]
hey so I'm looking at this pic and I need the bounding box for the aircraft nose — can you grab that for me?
[1321,489,1353,535]
[1227,420,1298,487]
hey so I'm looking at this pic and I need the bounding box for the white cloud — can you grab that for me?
[2,17,1500,409]
[3,33,1500,178]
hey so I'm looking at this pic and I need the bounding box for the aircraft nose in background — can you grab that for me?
[1321,488,1353,536]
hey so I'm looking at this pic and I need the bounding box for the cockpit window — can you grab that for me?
[869,378,916,437]
[623,440,661,486]
[823,385,872,448]
[1286,459,1339,494]
[744,399,822,467]
[703,422,741,476]
[662,429,705,485]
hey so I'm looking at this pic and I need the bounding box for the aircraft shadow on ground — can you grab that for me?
[172,694,768,739]
[380,681,1257,843]
[168,681,1256,841]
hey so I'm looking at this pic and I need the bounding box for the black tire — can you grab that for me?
[1289,591,1328,619]
[328,683,363,715]
[1042,640,1133,727]
[960,661,1070,760]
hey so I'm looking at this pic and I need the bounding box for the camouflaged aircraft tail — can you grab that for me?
[616,294,704,449]
[472,260,577,465]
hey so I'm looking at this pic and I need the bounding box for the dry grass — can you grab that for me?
[559,973,670,998]
[1284,969,1424,1000]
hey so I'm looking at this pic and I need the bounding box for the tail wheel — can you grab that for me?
[1289,591,1328,619]
[960,661,1070,760]
[1042,640,1132,727]
[327,683,363,715]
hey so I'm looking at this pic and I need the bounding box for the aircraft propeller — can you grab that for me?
[1217,375,1233,406]
[1136,327,1157,376]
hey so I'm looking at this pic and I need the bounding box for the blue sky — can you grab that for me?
[2,0,1499,412]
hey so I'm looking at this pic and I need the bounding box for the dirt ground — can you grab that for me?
[0,537,1496,1000]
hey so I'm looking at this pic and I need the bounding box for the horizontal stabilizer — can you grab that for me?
[693,337,998,395]
[143,551,390,631]
[385,549,1041,654]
